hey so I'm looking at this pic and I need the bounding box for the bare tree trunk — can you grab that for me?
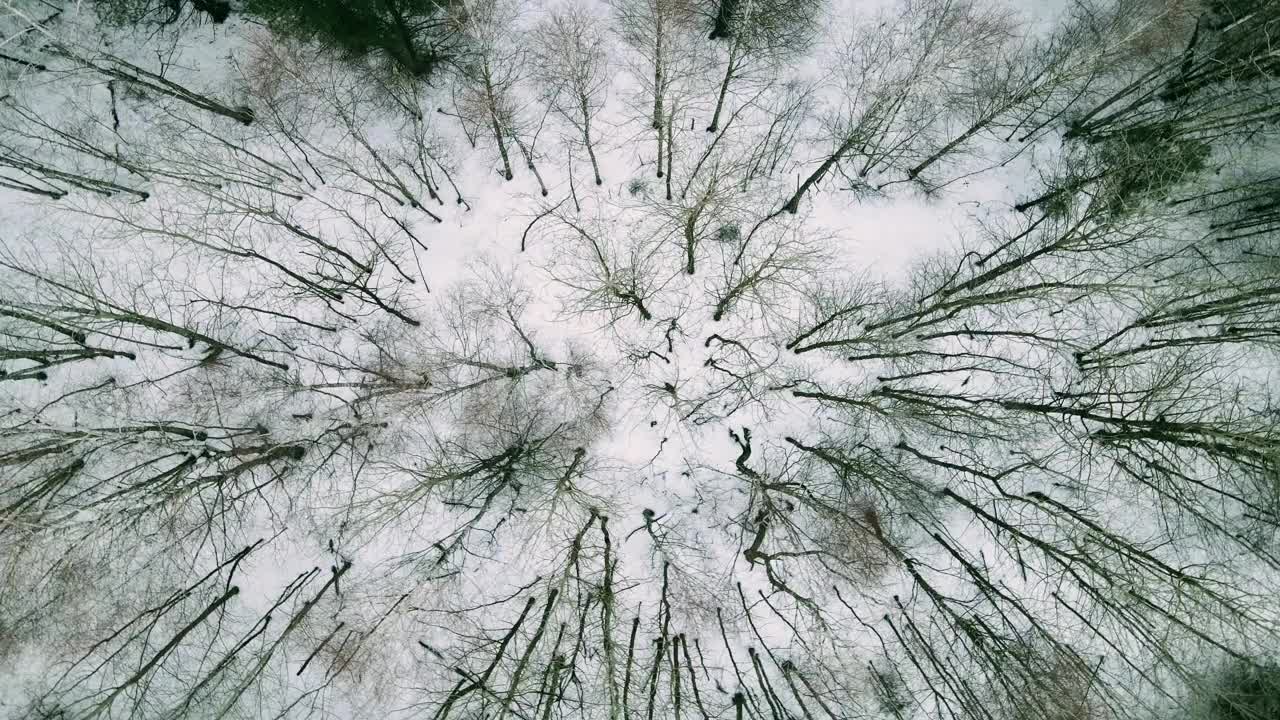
[653,13,665,129]
[514,135,548,196]
[907,117,989,179]
[656,120,665,178]
[707,41,739,132]
[482,62,515,181]
[49,46,254,125]
[567,147,581,212]
[684,206,700,275]
[665,107,675,201]
[782,136,858,213]
[582,98,603,185]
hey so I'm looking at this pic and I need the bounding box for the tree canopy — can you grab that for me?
[243,0,466,77]
[3,0,1280,718]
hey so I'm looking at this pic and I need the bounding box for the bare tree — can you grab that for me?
[780,0,1014,213]
[5,2,1280,720]
[740,78,814,185]
[612,0,698,130]
[0,1,254,124]
[532,1,611,186]
[655,151,753,275]
[701,0,821,133]
[454,0,526,182]
[544,204,669,324]
[904,0,1128,182]
[707,217,825,321]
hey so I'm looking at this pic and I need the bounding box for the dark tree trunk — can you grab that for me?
[707,41,739,132]
[782,136,858,214]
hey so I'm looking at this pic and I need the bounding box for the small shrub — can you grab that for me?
[869,661,910,718]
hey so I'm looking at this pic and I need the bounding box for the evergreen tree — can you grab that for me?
[93,0,231,25]
[243,0,466,78]
[1197,661,1280,720]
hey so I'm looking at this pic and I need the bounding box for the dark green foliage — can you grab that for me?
[93,0,230,25]
[1067,2,1279,143]
[242,0,465,78]
[1160,0,1280,101]
[1019,128,1211,220]
[709,0,738,39]
[192,0,230,23]
[1098,127,1211,215]
[704,0,821,52]
[1199,660,1280,720]
[1205,0,1272,32]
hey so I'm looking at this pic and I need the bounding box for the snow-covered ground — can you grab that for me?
[2,0,1278,718]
